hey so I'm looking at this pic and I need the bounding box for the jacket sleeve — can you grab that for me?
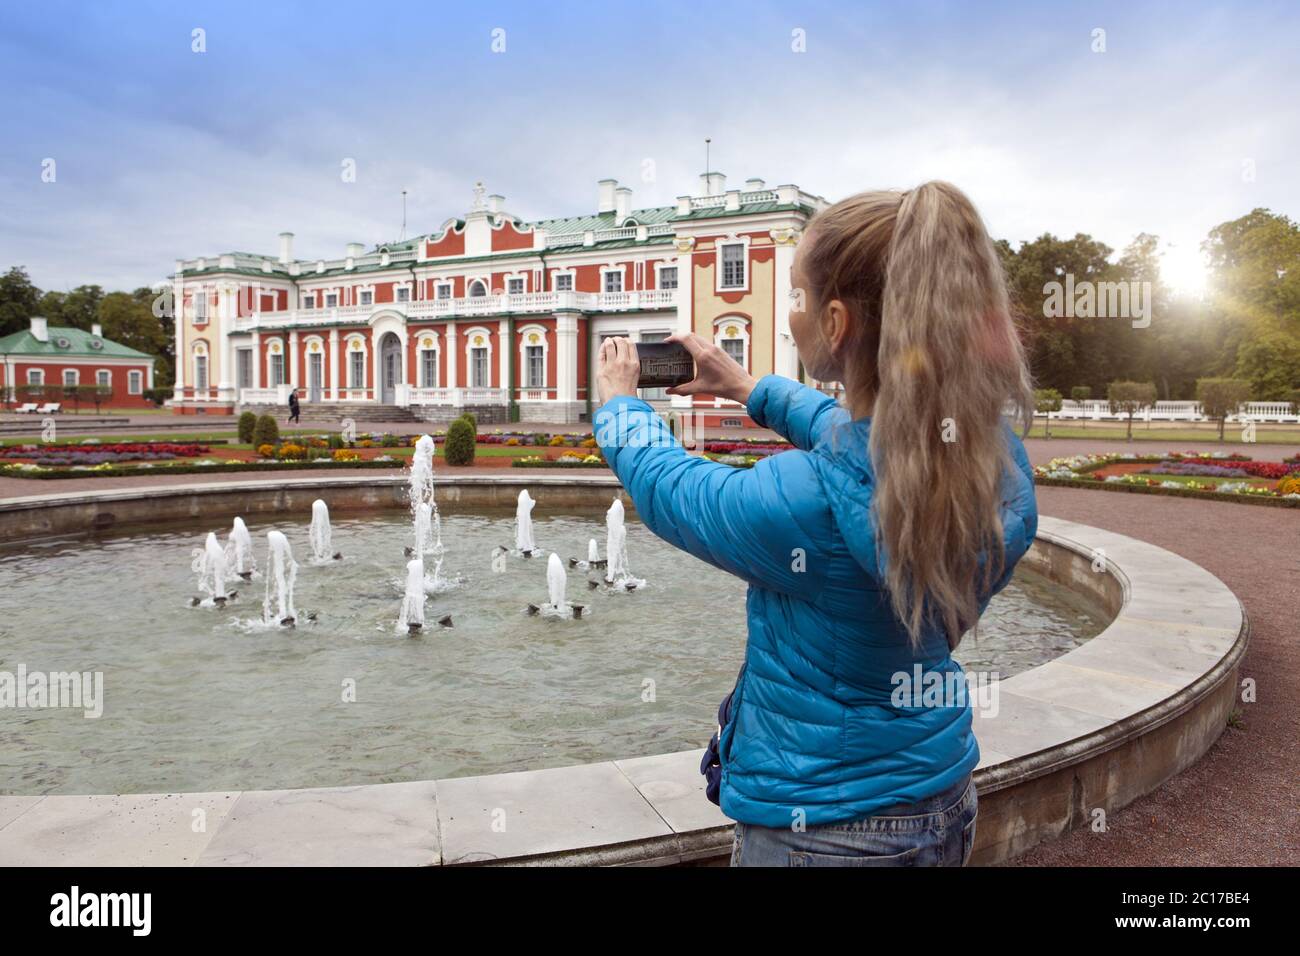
[746,374,851,451]
[978,426,1040,612]
[594,395,832,599]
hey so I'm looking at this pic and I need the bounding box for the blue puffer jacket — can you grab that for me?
[594,375,1038,828]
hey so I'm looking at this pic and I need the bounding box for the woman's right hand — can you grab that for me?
[666,333,758,406]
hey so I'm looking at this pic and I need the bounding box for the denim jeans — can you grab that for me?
[729,773,977,867]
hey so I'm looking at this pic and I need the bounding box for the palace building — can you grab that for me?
[170,173,827,425]
[1,318,155,409]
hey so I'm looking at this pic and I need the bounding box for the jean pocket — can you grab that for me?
[959,815,977,866]
[790,844,922,867]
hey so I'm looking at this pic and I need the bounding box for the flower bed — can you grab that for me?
[0,441,210,466]
[1035,452,1300,506]
[0,457,403,480]
[510,453,606,469]
[702,441,792,456]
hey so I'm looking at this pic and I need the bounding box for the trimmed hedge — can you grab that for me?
[444,418,476,466]
[237,411,258,444]
[252,414,279,449]
[509,458,608,469]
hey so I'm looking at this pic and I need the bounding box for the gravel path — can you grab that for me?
[1007,485,1299,866]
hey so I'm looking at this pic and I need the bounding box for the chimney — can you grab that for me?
[346,242,365,258]
[744,178,766,191]
[30,316,49,342]
[614,187,632,225]
[699,171,726,196]
[91,322,103,338]
[488,194,504,214]
[597,178,618,213]
[279,232,294,264]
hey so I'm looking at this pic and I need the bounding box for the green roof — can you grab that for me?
[0,323,153,359]
[534,206,678,235]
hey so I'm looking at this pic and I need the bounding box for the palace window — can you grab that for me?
[420,349,438,388]
[325,293,338,308]
[193,293,208,325]
[721,338,745,365]
[470,347,489,387]
[468,280,487,298]
[658,266,678,290]
[349,350,365,388]
[436,282,452,300]
[63,369,78,386]
[27,369,43,385]
[236,349,252,389]
[602,269,623,293]
[526,346,544,388]
[396,287,410,303]
[719,243,746,290]
[268,352,284,386]
[97,369,111,387]
[128,370,143,394]
[303,294,316,309]
[554,273,574,292]
[507,277,525,295]
[359,290,373,306]
[195,355,209,391]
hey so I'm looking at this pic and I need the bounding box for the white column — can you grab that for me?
[328,328,339,401]
[498,318,509,398]
[251,331,261,389]
[555,311,578,407]
[172,274,185,399]
[671,246,694,409]
[288,330,300,388]
[217,283,235,397]
[772,238,799,381]
[446,323,458,394]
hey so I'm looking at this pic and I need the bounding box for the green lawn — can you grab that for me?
[1029,422,1300,444]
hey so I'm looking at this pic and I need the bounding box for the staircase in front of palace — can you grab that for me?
[236,400,420,424]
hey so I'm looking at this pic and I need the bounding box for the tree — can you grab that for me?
[1232,329,1300,400]
[98,290,171,387]
[0,266,41,338]
[1196,378,1252,442]
[1070,385,1092,429]
[1034,388,1063,438]
[1107,381,1158,442]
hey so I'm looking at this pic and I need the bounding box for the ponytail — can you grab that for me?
[804,182,1033,649]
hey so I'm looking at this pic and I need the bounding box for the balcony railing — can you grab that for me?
[405,386,509,407]
[238,289,676,330]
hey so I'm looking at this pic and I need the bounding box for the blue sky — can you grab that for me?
[1,0,1296,293]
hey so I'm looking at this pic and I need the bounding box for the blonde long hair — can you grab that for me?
[803,182,1033,650]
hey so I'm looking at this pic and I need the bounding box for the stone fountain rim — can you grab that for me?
[0,474,1247,866]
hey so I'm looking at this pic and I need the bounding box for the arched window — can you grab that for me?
[518,325,548,389]
[468,279,488,298]
[416,333,440,388]
[713,316,751,371]
[463,327,493,388]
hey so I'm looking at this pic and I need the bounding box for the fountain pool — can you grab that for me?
[0,504,1104,797]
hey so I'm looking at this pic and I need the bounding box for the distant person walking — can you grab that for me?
[287,388,301,424]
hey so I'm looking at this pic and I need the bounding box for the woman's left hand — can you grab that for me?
[597,336,640,404]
